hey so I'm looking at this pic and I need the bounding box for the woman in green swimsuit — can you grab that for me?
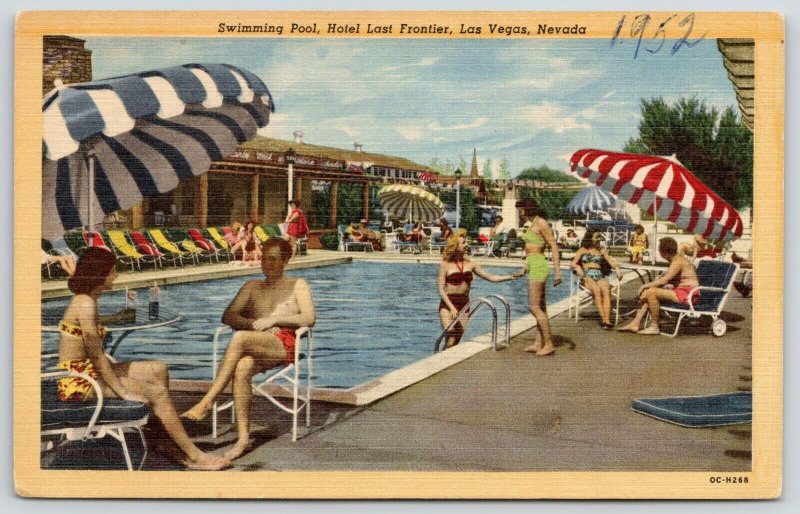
[519,200,562,356]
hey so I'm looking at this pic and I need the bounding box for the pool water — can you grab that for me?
[42,261,572,389]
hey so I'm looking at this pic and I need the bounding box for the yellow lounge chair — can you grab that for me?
[254,225,270,244]
[106,230,156,271]
[148,229,197,266]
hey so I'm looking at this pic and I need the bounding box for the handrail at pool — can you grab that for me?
[483,294,511,349]
[433,297,498,353]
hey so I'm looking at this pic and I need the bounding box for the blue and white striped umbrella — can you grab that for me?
[42,63,274,240]
[565,186,616,215]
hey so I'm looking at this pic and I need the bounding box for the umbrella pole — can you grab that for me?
[87,151,95,246]
[651,197,658,265]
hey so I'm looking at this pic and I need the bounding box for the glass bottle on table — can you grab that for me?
[148,282,160,321]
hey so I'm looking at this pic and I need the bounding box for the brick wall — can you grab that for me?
[42,35,92,96]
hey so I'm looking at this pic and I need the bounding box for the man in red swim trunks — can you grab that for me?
[617,237,700,335]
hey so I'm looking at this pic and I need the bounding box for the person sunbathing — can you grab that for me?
[182,238,316,460]
[42,250,76,276]
[617,237,700,335]
[58,247,229,470]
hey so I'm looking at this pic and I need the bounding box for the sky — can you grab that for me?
[84,36,740,178]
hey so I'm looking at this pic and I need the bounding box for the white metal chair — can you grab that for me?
[211,326,313,442]
[568,271,621,326]
[41,368,150,470]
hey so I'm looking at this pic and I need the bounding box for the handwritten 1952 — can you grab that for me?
[610,13,707,59]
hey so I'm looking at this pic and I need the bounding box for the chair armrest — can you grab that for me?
[42,369,105,438]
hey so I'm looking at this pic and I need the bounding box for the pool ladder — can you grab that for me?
[433,294,511,353]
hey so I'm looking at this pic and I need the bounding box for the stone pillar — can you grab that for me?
[329,181,338,228]
[43,36,92,96]
[250,174,259,221]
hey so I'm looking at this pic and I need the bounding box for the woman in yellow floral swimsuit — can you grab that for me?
[57,247,229,471]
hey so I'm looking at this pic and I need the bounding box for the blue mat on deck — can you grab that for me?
[631,392,752,427]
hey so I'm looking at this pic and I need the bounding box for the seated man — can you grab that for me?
[617,237,700,335]
[731,252,753,297]
[182,239,316,460]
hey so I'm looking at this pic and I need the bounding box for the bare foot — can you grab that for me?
[616,323,639,333]
[521,339,542,353]
[184,452,231,471]
[637,325,660,335]
[181,403,211,421]
[223,439,251,461]
[535,345,555,356]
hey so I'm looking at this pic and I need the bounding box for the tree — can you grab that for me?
[498,157,510,180]
[624,97,753,208]
[516,165,581,183]
[482,158,493,181]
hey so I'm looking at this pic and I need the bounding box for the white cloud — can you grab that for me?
[516,103,592,134]
[381,56,441,72]
[603,90,617,99]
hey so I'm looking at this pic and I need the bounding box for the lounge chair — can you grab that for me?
[130,230,179,268]
[393,224,421,254]
[63,231,88,256]
[209,326,313,442]
[188,228,226,263]
[107,230,158,271]
[205,227,235,260]
[429,231,447,254]
[147,228,198,266]
[41,368,149,470]
[337,224,372,252]
[167,229,215,264]
[253,225,271,244]
[657,260,740,337]
[84,231,140,271]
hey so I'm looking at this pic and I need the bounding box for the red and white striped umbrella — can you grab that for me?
[569,149,743,241]
[418,172,437,183]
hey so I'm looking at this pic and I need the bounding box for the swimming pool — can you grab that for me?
[42,261,572,389]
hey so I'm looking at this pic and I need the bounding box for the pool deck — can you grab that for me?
[42,250,752,472]
[175,285,751,472]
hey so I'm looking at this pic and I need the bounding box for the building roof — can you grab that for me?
[238,136,436,173]
[717,38,754,132]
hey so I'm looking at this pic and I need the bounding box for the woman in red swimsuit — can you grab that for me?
[438,229,525,349]
[182,238,316,460]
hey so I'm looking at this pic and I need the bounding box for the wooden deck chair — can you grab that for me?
[107,230,158,271]
[210,326,313,442]
[41,369,149,470]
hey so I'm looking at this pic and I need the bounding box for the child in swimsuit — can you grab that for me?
[570,230,622,329]
[628,225,648,264]
[437,229,524,349]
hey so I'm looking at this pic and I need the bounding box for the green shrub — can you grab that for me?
[320,232,339,251]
